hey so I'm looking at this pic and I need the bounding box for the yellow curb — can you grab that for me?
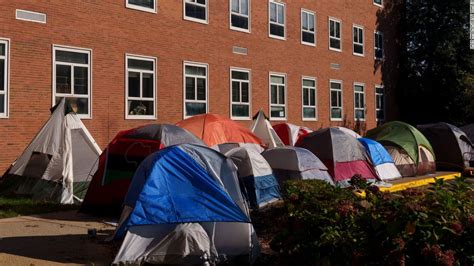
[380,172,461,193]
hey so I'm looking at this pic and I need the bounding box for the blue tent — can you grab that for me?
[358,138,401,180]
[112,144,259,265]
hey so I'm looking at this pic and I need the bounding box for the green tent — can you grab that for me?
[366,121,436,177]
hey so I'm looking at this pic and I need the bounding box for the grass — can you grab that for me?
[0,197,79,219]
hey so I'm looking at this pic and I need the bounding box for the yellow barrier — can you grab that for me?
[379,172,461,193]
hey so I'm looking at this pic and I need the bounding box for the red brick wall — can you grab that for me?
[0,0,397,172]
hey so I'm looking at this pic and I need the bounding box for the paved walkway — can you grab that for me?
[0,211,116,265]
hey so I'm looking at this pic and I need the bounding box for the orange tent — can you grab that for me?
[176,114,264,147]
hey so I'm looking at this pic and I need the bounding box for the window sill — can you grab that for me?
[125,4,157,14]
[269,34,286,41]
[184,16,208,25]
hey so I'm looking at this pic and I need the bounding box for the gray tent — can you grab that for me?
[461,123,474,144]
[0,99,101,204]
[261,146,334,185]
[418,123,473,171]
[212,142,264,154]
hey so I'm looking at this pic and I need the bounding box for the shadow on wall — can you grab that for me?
[375,0,404,123]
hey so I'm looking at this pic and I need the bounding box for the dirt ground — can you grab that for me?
[0,211,117,265]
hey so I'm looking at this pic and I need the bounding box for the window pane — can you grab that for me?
[270,76,284,84]
[355,94,360,107]
[303,107,315,118]
[241,82,249,102]
[0,44,4,56]
[128,0,154,9]
[303,79,315,87]
[277,5,284,24]
[354,85,363,92]
[331,82,341,90]
[303,88,309,105]
[232,104,249,117]
[56,50,88,64]
[335,22,340,37]
[0,94,4,113]
[74,67,88,95]
[197,0,206,4]
[303,32,314,43]
[278,86,285,104]
[375,49,383,59]
[270,24,284,37]
[330,38,341,49]
[353,28,357,42]
[232,81,240,102]
[185,77,195,100]
[331,90,338,107]
[185,65,206,76]
[331,108,342,119]
[270,3,276,22]
[355,110,365,119]
[308,14,314,31]
[310,89,316,106]
[197,78,206,100]
[271,106,285,118]
[0,59,4,91]
[142,73,154,98]
[231,14,249,29]
[57,97,89,115]
[302,13,308,29]
[242,0,248,15]
[271,85,277,104]
[185,3,206,20]
[56,65,72,94]
[330,21,335,36]
[128,72,140,97]
[186,102,206,116]
[128,100,154,116]
[231,0,239,12]
[232,71,249,80]
[354,44,363,54]
[128,59,154,70]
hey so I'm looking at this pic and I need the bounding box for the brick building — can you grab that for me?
[0,0,399,172]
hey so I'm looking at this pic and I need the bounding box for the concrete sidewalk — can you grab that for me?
[0,211,116,265]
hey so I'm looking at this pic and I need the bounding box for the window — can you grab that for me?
[184,0,207,23]
[301,9,316,46]
[269,1,285,39]
[126,55,156,119]
[330,80,342,121]
[302,77,317,120]
[126,0,156,13]
[269,73,286,120]
[53,46,91,118]
[353,25,364,56]
[230,68,251,119]
[329,18,341,51]
[230,0,250,32]
[373,0,383,7]
[375,85,385,121]
[184,62,208,118]
[0,39,9,118]
[354,83,365,120]
[375,31,383,59]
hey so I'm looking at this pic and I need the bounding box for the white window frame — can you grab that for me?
[269,72,287,121]
[125,54,157,120]
[375,85,385,122]
[353,82,366,121]
[373,0,383,8]
[230,0,251,33]
[301,76,317,121]
[353,24,364,57]
[329,79,343,121]
[230,67,251,120]
[0,38,10,118]
[374,31,384,60]
[183,61,209,119]
[268,1,286,40]
[125,0,157,13]
[52,45,92,119]
[183,0,208,24]
[328,17,342,52]
[301,9,316,47]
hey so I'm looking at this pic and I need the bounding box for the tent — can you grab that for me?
[333,126,362,138]
[112,144,259,265]
[81,124,204,214]
[418,123,473,171]
[366,121,436,177]
[250,110,284,148]
[358,138,402,181]
[273,123,312,146]
[297,128,378,183]
[176,113,264,148]
[225,147,281,209]
[461,123,474,144]
[212,142,264,155]
[0,99,101,204]
[261,146,334,185]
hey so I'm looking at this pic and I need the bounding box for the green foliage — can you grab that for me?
[396,0,474,125]
[0,196,78,218]
[270,177,474,265]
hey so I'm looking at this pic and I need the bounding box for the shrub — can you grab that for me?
[270,177,474,265]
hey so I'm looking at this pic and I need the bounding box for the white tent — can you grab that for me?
[250,110,284,148]
[1,99,101,204]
